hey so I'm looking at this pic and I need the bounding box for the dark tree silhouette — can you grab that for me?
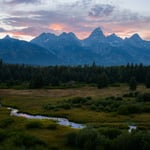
[129,77,137,91]
[145,71,150,88]
[97,72,109,89]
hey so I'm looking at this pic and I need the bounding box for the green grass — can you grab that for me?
[1,85,149,126]
[0,107,76,150]
[0,85,149,149]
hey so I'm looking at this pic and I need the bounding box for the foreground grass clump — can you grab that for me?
[0,117,15,128]
[66,128,150,150]
[26,121,43,129]
[0,130,9,142]
[46,123,58,130]
[12,132,47,149]
[0,130,48,150]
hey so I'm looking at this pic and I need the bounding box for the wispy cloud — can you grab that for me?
[89,4,115,17]
[0,28,6,32]
[4,0,40,4]
[0,0,150,40]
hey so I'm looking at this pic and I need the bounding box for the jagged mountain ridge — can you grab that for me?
[31,27,150,65]
[0,35,60,65]
[0,27,150,65]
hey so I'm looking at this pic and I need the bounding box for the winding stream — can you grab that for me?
[1,104,137,132]
[128,125,137,133]
[7,107,85,129]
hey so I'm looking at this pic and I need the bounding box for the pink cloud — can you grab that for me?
[49,24,65,31]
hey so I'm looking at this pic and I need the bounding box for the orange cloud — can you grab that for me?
[49,24,65,31]
[11,31,33,41]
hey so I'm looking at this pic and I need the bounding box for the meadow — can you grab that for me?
[0,85,150,149]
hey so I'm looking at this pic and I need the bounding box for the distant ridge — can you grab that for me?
[1,27,150,66]
[0,35,60,65]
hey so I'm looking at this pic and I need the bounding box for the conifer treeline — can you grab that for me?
[0,60,150,88]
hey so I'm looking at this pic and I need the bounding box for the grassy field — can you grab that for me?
[0,85,150,149]
[0,106,77,149]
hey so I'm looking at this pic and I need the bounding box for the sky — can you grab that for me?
[0,0,150,41]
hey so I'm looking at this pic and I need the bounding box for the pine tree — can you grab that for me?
[29,74,44,89]
[97,72,109,89]
[129,77,137,91]
[145,71,150,88]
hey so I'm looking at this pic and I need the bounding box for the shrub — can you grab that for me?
[46,123,57,130]
[73,104,82,108]
[76,128,98,150]
[0,117,14,128]
[26,121,43,129]
[70,97,88,104]
[59,103,71,109]
[137,93,150,102]
[13,132,46,148]
[142,105,150,113]
[66,132,77,146]
[118,104,142,115]
[66,128,111,150]
[113,132,150,150]
[43,104,56,110]
[106,96,115,100]
[98,128,122,139]
[115,97,123,101]
[90,104,97,111]
[123,92,139,98]
[0,130,9,141]
[86,96,92,100]
[49,145,59,150]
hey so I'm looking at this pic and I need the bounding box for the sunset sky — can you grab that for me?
[0,0,150,41]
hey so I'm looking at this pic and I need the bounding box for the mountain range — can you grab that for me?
[0,27,150,66]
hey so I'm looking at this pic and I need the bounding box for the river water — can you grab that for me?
[7,107,85,129]
[1,104,137,131]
